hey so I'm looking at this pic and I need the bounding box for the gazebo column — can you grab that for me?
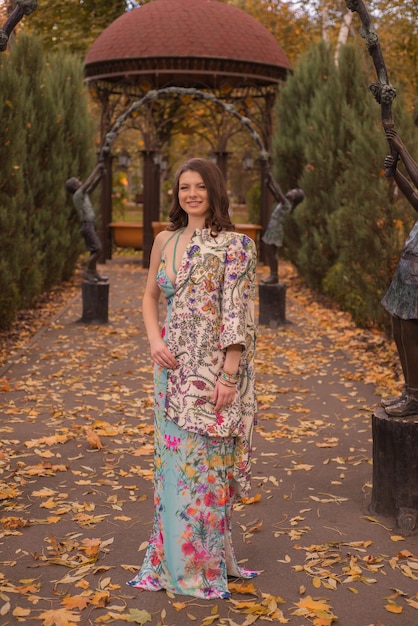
[259,157,272,261]
[142,150,161,269]
[215,151,229,182]
[259,93,275,265]
[153,155,161,225]
[99,152,113,262]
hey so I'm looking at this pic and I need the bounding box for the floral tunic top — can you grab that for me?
[163,228,257,494]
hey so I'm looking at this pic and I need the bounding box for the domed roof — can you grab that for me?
[85,0,291,89]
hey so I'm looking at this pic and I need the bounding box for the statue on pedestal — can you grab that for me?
[65,161,108,284]
[261,173,304,285]
[381,129,418,417]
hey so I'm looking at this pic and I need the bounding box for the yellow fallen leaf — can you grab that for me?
[390,535,405,542]
[86,430,103,450]
[12,607,30,617]
[228,581,258,596]
[61,596,91,611]
[405,597,418,610]
[0,602,11,616]
[38,607,81,625]
[398,549,414,558]
[241,493,262,505]
[385,603,403,614]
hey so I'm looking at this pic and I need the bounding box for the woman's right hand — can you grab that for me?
[149,338,178,369]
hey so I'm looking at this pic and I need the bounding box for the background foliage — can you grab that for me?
[273,41,417,330]
[0,0,417,330]
[0,33,96,329]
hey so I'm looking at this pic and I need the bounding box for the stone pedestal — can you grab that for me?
[371,407,418,533]
[258,282,286,328]
[81,281,109,324]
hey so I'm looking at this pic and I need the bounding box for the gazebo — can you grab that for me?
[84,0,292,266]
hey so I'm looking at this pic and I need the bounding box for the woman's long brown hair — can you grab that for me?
[167,158,234,234]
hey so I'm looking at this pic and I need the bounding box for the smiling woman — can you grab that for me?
[178,170,210,221]
[128,157,259,599]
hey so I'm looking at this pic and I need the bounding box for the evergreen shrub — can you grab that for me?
[273,41,417,331]
[0,34,96,330]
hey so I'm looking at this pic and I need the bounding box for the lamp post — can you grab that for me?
[242,153,254,171]
[118,149,131,170]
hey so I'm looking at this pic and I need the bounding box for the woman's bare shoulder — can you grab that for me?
[153,229,175,249]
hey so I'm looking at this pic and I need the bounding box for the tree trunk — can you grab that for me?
[334,11,353,67]
[321,2,329,41]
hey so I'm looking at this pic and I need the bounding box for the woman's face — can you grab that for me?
[178,170,210,221]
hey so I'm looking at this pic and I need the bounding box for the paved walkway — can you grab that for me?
[0,256,417,626]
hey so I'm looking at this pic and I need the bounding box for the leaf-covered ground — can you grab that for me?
[0,255,417,626]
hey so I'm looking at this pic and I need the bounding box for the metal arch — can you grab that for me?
[99,86,270,162]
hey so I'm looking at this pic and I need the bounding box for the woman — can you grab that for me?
[128,158,258,598]
[381,128,418,417]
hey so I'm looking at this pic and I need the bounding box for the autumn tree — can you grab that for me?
[17,0,146,57]
[223,1,417,108]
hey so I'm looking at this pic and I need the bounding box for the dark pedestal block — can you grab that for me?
[81,281,109,324]
[371,407,418,533]
[258,282,286,328]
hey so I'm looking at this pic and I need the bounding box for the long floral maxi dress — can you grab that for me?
[128,238,258,599]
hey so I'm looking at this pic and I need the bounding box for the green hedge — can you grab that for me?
[0,34,96,329]
[272,42,418,332]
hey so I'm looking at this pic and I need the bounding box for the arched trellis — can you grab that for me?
[94,86,287,267]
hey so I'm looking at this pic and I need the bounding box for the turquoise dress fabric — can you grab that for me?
[128,257,258,599]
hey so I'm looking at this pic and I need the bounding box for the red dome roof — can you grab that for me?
[85,0,291,88]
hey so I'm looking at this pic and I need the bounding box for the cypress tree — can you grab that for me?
[0,33,96,328]
[325,55,417,328]
[0,54,27,328]
[272,40,418,329]
[274,42,345,287]
[41,48,96,285]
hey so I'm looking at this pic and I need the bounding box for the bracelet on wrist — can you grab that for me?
[218,377,237,388]
[219,371,239,384]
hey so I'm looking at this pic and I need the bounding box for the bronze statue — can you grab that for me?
[0,0,38,52]
[261,173,304,284]
[65,161,108,283]
[381,128,418,417]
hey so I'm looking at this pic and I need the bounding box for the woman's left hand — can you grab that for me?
[212,379,237,412]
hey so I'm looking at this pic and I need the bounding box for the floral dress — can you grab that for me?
[128,229,258,599]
